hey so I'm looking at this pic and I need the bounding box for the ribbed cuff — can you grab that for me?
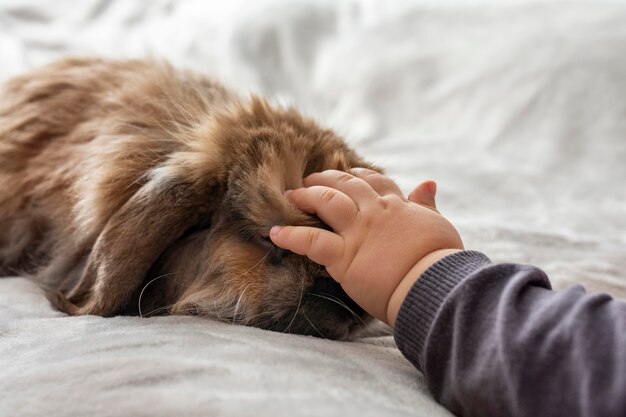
[394,250,492,372]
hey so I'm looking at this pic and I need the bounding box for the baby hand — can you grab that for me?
[270,169,463,326]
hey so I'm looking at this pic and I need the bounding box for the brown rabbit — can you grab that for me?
[0,57,378,340]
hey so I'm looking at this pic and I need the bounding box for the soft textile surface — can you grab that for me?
[1,1,625,416]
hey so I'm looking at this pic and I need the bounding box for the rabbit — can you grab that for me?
[0,57,379,340]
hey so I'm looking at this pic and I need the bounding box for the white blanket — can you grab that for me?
[1,1,626,416]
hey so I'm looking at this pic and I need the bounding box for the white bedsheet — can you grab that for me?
[1,1,625,416]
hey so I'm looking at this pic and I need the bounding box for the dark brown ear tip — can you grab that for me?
[45,290,79,315]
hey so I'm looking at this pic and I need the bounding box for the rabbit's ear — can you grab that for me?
[62,176,218,316]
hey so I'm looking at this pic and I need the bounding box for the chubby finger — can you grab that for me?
[287,186,358,231]
[303,170,379,206]
[349,167,404,198]
[269,225,344,267]
[408,180,438,211]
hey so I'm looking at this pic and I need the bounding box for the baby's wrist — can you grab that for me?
[386,248,461,327]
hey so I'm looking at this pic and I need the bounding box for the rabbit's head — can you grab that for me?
[57,98,377,340]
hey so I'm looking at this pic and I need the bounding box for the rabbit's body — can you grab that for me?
[0,58,375,340]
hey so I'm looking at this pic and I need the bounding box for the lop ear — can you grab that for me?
[59,177,217,316]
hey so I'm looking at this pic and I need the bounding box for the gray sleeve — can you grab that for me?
[393,250,626,417]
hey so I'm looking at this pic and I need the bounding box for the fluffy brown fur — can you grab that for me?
[0,57,378,339]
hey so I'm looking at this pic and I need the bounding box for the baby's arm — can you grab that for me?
[395,249,626,417]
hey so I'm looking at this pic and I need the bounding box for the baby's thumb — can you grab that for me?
[408,180,438,211]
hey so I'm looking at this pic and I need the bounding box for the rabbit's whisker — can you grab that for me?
[138,272,178,318]
[284,276,304,333]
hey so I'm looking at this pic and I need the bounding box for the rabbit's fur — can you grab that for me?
[0,58,377,340]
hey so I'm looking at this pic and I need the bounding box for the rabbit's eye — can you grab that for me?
[239,228,287,265]
[258,236,287,265]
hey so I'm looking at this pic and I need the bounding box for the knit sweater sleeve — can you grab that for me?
[393,250,626,417]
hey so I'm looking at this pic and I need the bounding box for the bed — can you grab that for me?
[1,1,625,416]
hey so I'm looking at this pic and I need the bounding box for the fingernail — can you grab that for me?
[270,226,283,237]
[427,181,437,195]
